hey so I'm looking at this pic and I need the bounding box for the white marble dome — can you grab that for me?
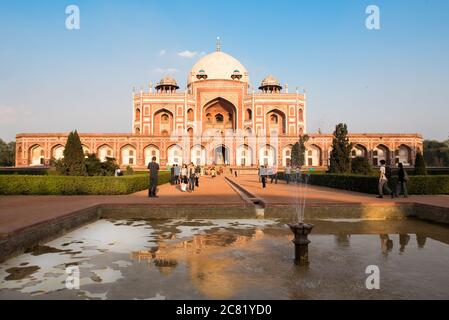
[188,51,249,85]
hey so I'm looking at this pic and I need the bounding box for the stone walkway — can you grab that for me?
[0,176,245,238]
[1,174,449,239]
[228,175,449,208]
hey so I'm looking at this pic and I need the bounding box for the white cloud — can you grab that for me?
[178,50,198,58]
[153,68,179,74]
[159,49,166,56]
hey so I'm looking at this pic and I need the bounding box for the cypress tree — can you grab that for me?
[329,123,353,173]
[61,130,86,176]
[414,151,427,175]
[291,135,309,167]
[291,142,300,167]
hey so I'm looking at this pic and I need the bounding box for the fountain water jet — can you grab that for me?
[289,170,314,265]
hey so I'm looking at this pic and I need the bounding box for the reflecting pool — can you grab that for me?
[1,218,449,299]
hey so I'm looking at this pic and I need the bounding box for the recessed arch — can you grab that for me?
[373,144,390,166]
[144,144,160,165]
[191,144,206,166]
[282,144,293,166]
[266,109,286,135]
[154,108,174,136]
[120,144,137,166]
[236,144,253,167]
[98,144,114,162]
[259,145,277,166]
[167,144,183,166]
[51,144,65,160]
[306,144,322,167]
[203,97,237,131]
[29,144,45,166]
[396,144,412,166]
[351,144,368,158]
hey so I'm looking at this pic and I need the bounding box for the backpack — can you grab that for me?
[385,165,392,179]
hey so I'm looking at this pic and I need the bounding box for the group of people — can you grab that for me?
[168,163,201,192]
[378,160,409,198]
[147,156,409,199]
[258,164,307,188]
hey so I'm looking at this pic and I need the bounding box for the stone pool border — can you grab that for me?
[1,198,449,263]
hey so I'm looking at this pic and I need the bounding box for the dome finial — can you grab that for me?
[216,36,221,52]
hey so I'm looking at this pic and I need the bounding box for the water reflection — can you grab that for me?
[380,234,393,255]
[399,234,411,253]
[335,234,351,247]
[1,218,449,300]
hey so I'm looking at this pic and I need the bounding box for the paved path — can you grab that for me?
[228,175,449,208]
[0,176,245,238]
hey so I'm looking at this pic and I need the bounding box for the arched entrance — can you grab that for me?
[203,98,237,132]
[236,145,253,167]
[214,145,230,165]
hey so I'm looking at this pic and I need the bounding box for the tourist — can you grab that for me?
[114,168,123,177]
[188,163,196,191]
[211,167,216,178]
[290,166,296,183]
[174,164,180,185]
[271,166,278,184]
[267,166,273,184]
[147,157,160,198]
[377,160,393,198]
[394,162,409,198]
[234,170,238,178]
[261,165,267,188]
[181,164,188,192]
[195,165,201,187]
[285,164,292,184]
[169,164,175,185]
[258,166,261,182]
[295,166,301,184]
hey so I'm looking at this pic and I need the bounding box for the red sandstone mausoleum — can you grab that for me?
[15,42,423,170]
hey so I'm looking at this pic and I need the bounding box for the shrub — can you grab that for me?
[126,166,134,175]
[306,173,449,195]
[351,157,373,175]
[414,152,427,175]
[0,172,170,195]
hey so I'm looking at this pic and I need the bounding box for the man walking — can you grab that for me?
[147,157,160,198]
[261,165,267,188]
[285,164,291,184]
[377,160,393,198]
[188,163,196,191]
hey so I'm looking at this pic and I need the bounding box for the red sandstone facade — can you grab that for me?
[15,46,423,170]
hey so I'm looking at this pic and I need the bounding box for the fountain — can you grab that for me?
[288,222,314,265]
[289,170,314,265]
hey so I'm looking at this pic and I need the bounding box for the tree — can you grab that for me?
[351,156,373,175]
[414,151,427,175]
[0,139,15,167]
[291,142,300,167]
[57,131,86,176]
[329,123,353,174]
[291,135,309,167]
[423,140,449,167]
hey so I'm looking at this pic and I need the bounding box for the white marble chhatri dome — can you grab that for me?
[188,48,249,85]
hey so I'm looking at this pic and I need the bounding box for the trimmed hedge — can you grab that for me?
[0,167,49,176]
[305,174,449,195]
[0,172,170,195]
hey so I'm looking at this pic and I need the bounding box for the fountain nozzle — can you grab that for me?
[288,222,314,265]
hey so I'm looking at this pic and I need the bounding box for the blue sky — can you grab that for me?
[1,0,449,141]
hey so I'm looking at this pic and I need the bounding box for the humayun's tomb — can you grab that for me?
[15,41,423,170]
